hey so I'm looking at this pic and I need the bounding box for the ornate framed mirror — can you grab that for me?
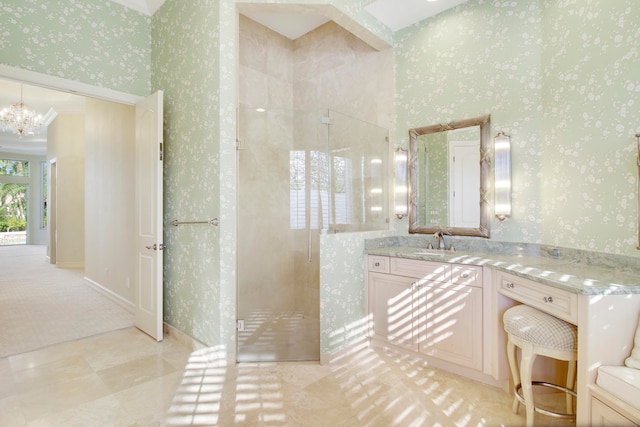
[408,114,491,237]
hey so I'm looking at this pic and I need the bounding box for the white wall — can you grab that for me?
[47,114,85,268]
[84,98,135,307]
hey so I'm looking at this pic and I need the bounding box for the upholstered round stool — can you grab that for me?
[503,304,578,427]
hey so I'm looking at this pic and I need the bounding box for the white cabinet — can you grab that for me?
[416,281,482,370]
[590,385,640,426]
[368,272,416,351]
[498,271,577,324]
[367,256,483,371]
[591,396,639,426]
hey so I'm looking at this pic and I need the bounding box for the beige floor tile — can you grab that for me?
[7,338,88,372]
[80,328,170,371]
[96,354,178,393]
[27,395,129,427]
[0,324,582,427]
[17,372,112,421]
[12,355,94,391]
[0,395,27,427]
[0,358,18,401]
[114,370,184,419]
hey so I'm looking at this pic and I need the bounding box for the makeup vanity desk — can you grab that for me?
[365,245,640,425]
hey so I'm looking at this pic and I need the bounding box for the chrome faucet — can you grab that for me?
[433,231,446,250]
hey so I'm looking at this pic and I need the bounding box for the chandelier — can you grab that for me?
[0,85,44,137]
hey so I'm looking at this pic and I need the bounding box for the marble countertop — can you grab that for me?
[366,246,640,296]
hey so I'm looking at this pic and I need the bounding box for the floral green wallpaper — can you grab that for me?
[540,0,640,253]
[0,0,151,95]
[395,0,640,256]
[151,0,225,347]
[320,230,393,355]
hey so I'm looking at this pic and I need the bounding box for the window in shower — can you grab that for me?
[327,110,389,233]
[290,150,330,230]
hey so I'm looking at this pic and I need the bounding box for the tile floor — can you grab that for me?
[237,311,319,362]
[0,327,575,426]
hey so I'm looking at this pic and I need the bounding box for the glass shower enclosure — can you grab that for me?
[237,108,389,362]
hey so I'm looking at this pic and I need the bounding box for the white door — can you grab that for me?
[135,91,164,341]
[449,141,480,228]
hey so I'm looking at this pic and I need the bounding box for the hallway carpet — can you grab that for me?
[0,245,134,358]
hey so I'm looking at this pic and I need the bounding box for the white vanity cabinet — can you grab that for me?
[591,393,640,426]
[494,269,640,425]
[367,255,483,371]
[497,271,577,324]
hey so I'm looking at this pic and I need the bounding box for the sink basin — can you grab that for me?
[412,250,448,256]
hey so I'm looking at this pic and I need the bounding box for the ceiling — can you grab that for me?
[0,80,85,156]
[0,0,467,156]
[113,0,469,39]
[364,0,468,32]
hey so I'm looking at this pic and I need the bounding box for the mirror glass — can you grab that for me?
[408,114,491,237]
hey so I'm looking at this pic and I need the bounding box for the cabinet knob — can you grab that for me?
[462,273,470,278]
[506,282,515,289]
[544,296,553,303]
[374,262,380,267]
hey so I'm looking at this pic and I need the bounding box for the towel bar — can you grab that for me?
[170,218,219,227]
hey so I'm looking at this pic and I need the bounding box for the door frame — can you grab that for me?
[0,65,142,265]
[48,158,57,263]
[0,65,160,316]
[0,64,140,106]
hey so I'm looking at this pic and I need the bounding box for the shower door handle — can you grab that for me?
[307,233,312,263]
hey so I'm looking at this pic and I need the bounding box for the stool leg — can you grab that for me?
[506,336,520,414]
[566,358,577,413]
[520,341,536,427]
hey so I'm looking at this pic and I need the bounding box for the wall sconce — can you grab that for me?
[494,132,512,220]
[394,147,408,219]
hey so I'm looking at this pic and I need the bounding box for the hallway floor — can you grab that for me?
[0,327,575,426]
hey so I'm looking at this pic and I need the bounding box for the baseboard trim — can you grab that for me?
[163,324,235,366]
[57,262,84,269]
[163,323,207,352]
[83,277,135,313]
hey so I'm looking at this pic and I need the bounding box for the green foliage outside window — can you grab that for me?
[0,183,27,232]
[0,159,29,177]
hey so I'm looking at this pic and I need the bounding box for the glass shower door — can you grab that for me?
[236,108,325,362]
[236,108,389,362]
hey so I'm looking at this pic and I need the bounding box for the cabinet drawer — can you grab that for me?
[390,257,451,282]
[368,255,390,273]
[499,273,577,324]
[451,265,483,288]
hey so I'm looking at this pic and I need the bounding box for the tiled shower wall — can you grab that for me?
[238,15,394,353]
